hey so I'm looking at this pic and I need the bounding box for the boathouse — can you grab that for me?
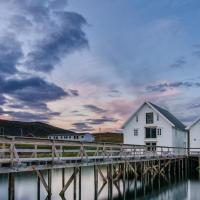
[122,101,187,149]
[186,117,200,151]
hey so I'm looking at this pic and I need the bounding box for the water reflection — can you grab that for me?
[0,166,200,200]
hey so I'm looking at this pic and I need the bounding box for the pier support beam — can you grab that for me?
[8,173,15,200]
[94,165,98,200]
[79,167,81,200]
[60,167,79,198]
[35,170,52,198]
[107,164,113,199]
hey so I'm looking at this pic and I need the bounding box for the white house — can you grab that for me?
[186,117,200,151]
[122,102,187,150]
[48,133,94,142]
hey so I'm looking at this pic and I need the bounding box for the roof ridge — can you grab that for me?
[148,102,186,130]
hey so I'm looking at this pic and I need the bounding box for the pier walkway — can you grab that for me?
[0,136,199,200]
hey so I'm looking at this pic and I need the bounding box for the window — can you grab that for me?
[157,128,162,136]
[146,112,154,124]
[145,128,156,138]
[136,115,138,122]
[157,114,159,121]
[146,142,156,151]
[134,129,139,136]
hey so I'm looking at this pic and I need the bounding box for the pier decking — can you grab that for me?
[0,136,199,200]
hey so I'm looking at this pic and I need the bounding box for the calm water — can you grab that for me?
[0,167,199,200]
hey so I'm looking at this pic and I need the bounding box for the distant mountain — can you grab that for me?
[0,119,75,138]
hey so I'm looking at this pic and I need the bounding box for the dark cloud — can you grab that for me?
[71,122,94,132]
[0,107,60,122]
[25,10,88,72]
[0,95,6,105]
[170,57,186,68]
[0,0,87,121]
[84,105,107,114]
[0,34,23,75]
[0,76,72,121]
[86,116,118,125]
[146,81,200,92]
[0,76,68,102]
[69,89,79,96]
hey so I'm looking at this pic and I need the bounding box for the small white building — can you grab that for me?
[186,118,200,151]
[48,133,94,142]
[122,102,187,150]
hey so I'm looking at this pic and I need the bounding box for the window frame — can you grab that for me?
[145,127,157,138]
[146,112,154,124]
[133,128,139,136]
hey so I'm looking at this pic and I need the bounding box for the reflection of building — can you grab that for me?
[48,133,94,142]
[188,180,200,200]
[122,102,187,149]
[186,118,200,151]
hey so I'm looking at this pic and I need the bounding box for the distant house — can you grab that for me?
[48,132,94,142]
[186,117,200,151]
[93,132,123,143]
[122,102,187,150]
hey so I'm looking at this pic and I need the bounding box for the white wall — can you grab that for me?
[172,128,187,148]
[123,103,173,146]
[189,121,200,150]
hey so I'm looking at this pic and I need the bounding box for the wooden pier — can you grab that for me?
[0,136,199,200]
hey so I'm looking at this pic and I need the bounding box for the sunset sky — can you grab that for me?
[1,0,200,132]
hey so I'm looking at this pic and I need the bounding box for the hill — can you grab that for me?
[0,119,75,137]
[92,132,123,143]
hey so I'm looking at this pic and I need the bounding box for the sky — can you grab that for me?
[0,0,200,132]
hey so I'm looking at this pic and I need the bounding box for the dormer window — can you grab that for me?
[136,115,138,122]
[146,112,154,124]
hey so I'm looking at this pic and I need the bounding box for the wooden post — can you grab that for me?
[8,173,15,200]
[79,167,81,200]
[94,165,98,200]
[74,167,77,200]
[47,169,52,198]
[37,175,40,200]
[123,162,126,200]
[62,168,65,188]
[107,164,113,199]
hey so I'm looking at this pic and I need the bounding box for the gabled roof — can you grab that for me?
[149,102,186,131]
[122,101,186,131]
[186,117,200,130]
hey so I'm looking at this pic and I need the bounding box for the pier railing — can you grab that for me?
[0,136,190,172]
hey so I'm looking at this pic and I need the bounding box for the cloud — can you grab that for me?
[0,76,71,121]
[170,57,186,68]
[193,44,200,57]
[146,81,200,92]
[86,116,118,125]
[83,104,107,113]
[0,107,60,122]
[23,6,88,72]
[0,76,68,102]
[0,0,87,122]
[71,122,94,132]
[68,89,79,96]
[0,34,23,75]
